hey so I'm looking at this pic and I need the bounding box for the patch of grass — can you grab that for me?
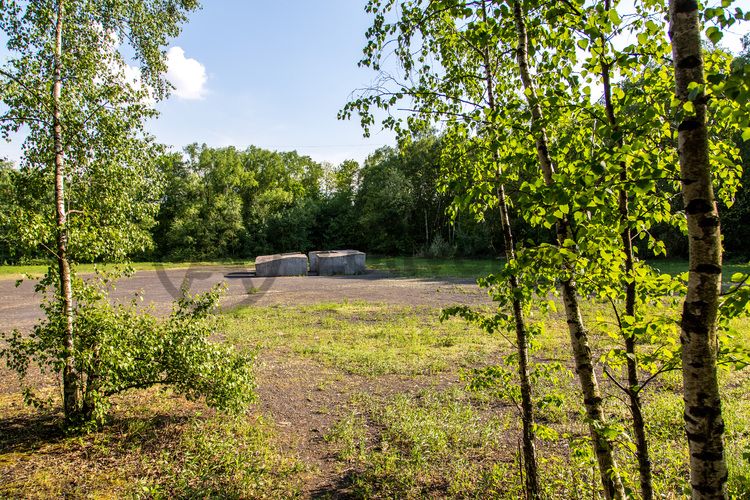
[648,258,750,279]
[367,256,750,282]
[226,301,498,376]
[0,260,254,280]
[724,368,750,497]
[0,388,302,499]
[140,414,303,499]
[325,389,518,498]
[367,256,504,279]
[3,289,749,497]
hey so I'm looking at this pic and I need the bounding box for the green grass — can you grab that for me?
[0,388,302,499]
[368,256,750,281]
[3,256,747,282]
[226,299,750,498]
[0,260,254,280]
[367,256,504,279]
[324,389,520,498]
[140,414,303,498]
[648,258,750,279]
[2,276,749,497]
[225,301,496,376]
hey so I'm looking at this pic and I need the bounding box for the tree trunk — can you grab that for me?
[512,2,625,498]
[479,3,539,496]
[53,0,79,420]
[601,30,654,498]
[668,1,727,497]
[500,184,540,500]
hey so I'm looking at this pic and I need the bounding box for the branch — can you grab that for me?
[637,362,679,393]
[603,367,628,394]
[104,378,175,397]
[0,68,54,115]
[607,295,623,331]
[720,273,749,297]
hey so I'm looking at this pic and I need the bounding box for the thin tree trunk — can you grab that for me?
[668,1,727,497]
[600,19,654,497]
[479,3,539,496]
[512,2,625,498]
[499,182,540,499]
[53,0,78,420]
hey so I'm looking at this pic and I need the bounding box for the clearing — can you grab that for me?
[1,263,748,498]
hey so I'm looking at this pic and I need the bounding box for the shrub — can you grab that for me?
[1,269,255,426]
[424,234,456,259]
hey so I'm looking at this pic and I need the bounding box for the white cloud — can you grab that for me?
[165,46,208,100]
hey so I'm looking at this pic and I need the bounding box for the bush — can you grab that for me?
[1,268,256,426]
[423,234,456,259]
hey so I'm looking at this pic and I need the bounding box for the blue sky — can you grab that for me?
[0,1,748,167]
[148,0,394,166]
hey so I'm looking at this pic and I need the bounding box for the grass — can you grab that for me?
[0,388,302,499]
[366,256,750,282]
[2,275,749,497]
[225,301,497,376]
[0,260,254,280]
[647,258,750,279]
[223,299,749,497]
[3,256,747,283]
[324,389,519,498]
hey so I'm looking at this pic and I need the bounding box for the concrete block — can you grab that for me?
[255,252,308,277]
[316,250,366,276]
[308,250,334,273]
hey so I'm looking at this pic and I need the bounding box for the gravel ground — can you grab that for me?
[0,266,492,331]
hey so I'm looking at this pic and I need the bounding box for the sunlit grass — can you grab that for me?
[226,301,498,376]
[0,260,254,280]
[368,256,750,281]
[2,289,749,497]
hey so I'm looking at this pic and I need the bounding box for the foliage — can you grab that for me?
[343,0,748,497]
[1,270,256,425]
[0,0,182,265]
[146,415,303,498]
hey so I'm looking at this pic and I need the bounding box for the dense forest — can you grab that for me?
[0,135,501,262]
[2,127,747,264]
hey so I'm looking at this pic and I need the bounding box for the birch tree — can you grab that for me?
[0,1,256,425]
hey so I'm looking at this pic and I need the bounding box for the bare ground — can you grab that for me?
[0,267,500,498]
[0,266,491,332]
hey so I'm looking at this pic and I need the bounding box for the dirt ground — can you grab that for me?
[0,267,498,498]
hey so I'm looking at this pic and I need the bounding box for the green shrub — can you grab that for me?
[1,269,256,426]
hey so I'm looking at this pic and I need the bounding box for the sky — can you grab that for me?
[145,0,395,166]
[0,0,396,166]
[0,1,748,167]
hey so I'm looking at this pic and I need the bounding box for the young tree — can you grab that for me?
[0,1,258,424]
[509,2,626,496]
[668,1,734,496]
[342,1,546,493]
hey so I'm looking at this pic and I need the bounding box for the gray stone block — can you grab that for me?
[255,253,308,277]
[308,250,334,273]
[316,250,366,276]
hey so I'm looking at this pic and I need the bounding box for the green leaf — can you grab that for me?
[608,10,621,26]
[730,272,746,283]
[706,26,723,44]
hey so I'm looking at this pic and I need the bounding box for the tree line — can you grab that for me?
[3,127,747,264]
[1,135,528,262]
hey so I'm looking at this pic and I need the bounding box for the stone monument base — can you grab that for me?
[310,250,366,276]
[255,252,308,277]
